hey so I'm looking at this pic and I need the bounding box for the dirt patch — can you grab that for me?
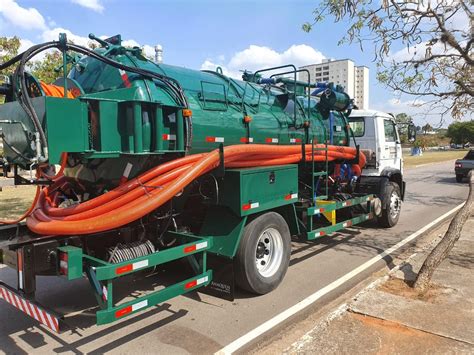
[351,312,427,338]
[348,312,464,354]
[378,277,453,303]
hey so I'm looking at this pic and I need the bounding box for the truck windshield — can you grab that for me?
[348,117,365,137]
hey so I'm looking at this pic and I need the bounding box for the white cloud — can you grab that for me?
[371,96,452,126]
[0,0,47,30]
[121,39,155,58]
[389,41,456,63]
[71,0,104,13]
[201,44,325,79]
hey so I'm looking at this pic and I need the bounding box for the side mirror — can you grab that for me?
[407,123,416,143]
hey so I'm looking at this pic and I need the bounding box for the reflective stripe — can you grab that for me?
[118,69,132,88]
[0,286,60,332]
[162,134,176,141]
[184,241,208,254]
[133,260,149,270]
[185,275,209,290]
[290,138,302,143]
[242,202,259,211]
[17,250,23,290]
[132,300,148,312]
[206,136,225,143]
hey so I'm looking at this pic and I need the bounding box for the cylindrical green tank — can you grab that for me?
[0,38,351,189]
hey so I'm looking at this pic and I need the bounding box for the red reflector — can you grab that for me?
[320,208,325,213]
[116,264,133,275]
[284,194,291,200]
[320,231,326,236]
[205,136,215,142]
[59,252,68,261]
[242,204,251,210]
[185,280,197,289]
[184,245,197,253]
[115,305,132,318]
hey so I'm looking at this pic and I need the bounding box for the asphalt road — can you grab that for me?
[0,160,468,354]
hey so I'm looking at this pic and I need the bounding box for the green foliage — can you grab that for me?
[303,1,473,119]
[0,36,21,76]
[394,113,412,143]
[447,121,474,145]
[0,37,21,103]
[422,123,433,134]
[30,50,69,84]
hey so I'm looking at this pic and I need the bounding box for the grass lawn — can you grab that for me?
[404,150,468,168]
[0,184,37,220]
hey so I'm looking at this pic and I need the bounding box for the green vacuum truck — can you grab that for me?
[0,34,403,332]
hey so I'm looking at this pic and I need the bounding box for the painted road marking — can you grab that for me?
[216,202,465,354]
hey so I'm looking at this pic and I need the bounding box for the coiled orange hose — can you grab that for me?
[25,144,365,235]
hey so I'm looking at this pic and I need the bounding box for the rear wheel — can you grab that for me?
[456,174,464,183]
[378,182,401,228]
[235,212,291,294]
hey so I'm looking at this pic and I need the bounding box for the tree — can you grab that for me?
[446,120,474,144]
[394,113,413,143]
[0,37,21,76]
[414,171,473,293]
[303,1,473,120]
[31,50,65,84]
[422,123,432,134]
[0,37,21,104]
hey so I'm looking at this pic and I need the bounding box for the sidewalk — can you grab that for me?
[286,218,474,354]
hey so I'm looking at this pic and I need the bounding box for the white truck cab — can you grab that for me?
[348,109,403,177]
[348,109,407,227]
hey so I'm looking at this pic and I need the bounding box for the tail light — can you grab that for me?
[455,162,462,168]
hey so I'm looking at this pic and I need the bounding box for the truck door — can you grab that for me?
[379,119,402,173]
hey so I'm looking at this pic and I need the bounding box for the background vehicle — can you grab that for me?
[0,34,402,332]
[455,149,474,182]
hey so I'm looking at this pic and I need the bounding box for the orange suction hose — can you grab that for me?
[25,144,365,235]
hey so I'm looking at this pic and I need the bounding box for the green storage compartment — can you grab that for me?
[219,165,298,217]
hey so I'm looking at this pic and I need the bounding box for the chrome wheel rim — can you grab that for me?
[389,191,401,219]
[255,227,283,278]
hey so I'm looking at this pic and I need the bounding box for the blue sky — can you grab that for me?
[0,0,462,126]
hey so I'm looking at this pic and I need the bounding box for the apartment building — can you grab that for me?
[299,59,369,109]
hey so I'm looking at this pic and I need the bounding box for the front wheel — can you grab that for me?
[235,212,291,295]
[378,182,401,228]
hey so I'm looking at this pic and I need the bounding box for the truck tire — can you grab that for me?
[235,212,291,295]
[378,182,401,228]
[456,174,464,183]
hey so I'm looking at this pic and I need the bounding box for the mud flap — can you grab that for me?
[201,255,235,301]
